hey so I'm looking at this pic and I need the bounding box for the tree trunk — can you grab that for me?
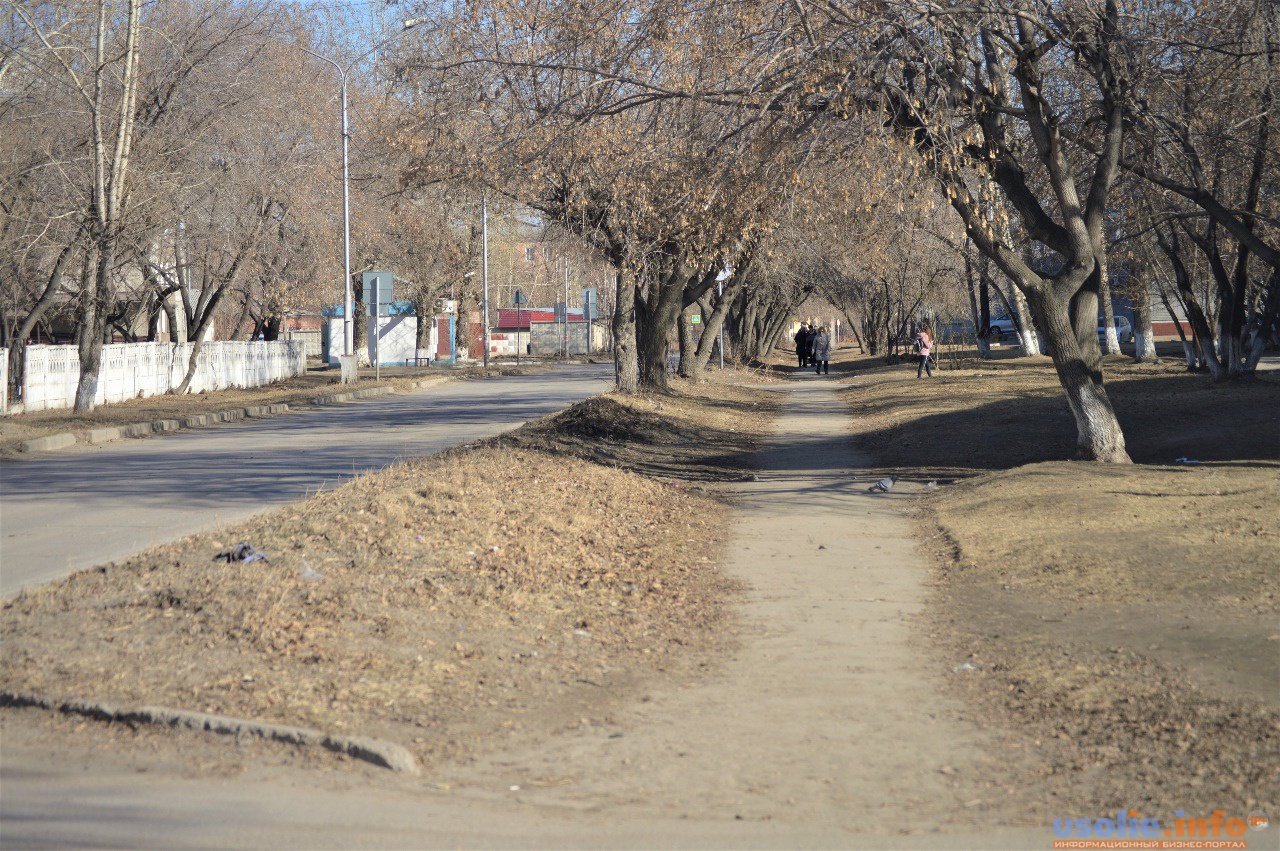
[612,268,638,393]
[676,303,701,381]
[1132,286,1158,362]
[1025,286,1131,463]
[693,275,745,371]
[175,337,206,395]
[74,0,142,412]
[413,297,430,350]
[1098,253,1121,354]
[6,236,80,402]
[1007,280,1040,355]
[457,219,482,358]
[1158,228,1225,379]
[635,295,677,391]
[353,284,370,366]
[966,250,993,359]
[74,242,113,412]
[1154,275,1199,370]
[1245,269,1279,372]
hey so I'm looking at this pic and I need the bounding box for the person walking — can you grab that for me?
[813,325,831,375]
[793,323,810,368]
[915,321,935,378]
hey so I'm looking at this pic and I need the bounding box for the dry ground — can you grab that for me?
[3,346,1276,830]
[1,374,775,774]
[803,345,1279,822]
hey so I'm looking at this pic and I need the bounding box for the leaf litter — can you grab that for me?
[1,377,776,772]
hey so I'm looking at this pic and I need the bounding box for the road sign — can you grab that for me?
[513,288,528,306]
[581,288,598,320]
[691,314,701,324]
[362,271,393,316]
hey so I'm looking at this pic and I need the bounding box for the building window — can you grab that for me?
[525,246,536,262]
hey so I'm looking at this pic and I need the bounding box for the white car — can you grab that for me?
[986,317,1022,342]
[1100,316,1134,343]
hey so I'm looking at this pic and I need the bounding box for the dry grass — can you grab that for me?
[1,377,776,769]
[827,348,1280,820]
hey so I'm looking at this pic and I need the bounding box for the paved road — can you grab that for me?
[0,365,612,596]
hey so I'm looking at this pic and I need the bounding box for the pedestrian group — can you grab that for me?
[793,322,832,375]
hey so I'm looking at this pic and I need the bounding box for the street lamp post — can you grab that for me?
[302,19,423,371]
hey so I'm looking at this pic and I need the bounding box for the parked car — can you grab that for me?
[1100,316,1134,343]
[986,317,1021,342]
[988,315,1134,344]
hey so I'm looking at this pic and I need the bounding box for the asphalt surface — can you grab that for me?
[0,364,612,596]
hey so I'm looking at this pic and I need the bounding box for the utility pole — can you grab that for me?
[301,19,423,372]
[563,261,570,358]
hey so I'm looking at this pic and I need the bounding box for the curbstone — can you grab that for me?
[322,734,419,775]
[0,690,418,774]
[18,433,77,453]
[86,427,125,444]
[10,374,457,457]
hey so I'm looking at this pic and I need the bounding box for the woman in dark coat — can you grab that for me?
[794,323,810,367]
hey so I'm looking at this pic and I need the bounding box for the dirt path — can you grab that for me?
[0,379,1047,848]
[429,380,1040,844]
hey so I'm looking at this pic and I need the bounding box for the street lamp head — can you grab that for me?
[403,17,427,30]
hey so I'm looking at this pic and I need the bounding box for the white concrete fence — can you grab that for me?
[7,341,307,414]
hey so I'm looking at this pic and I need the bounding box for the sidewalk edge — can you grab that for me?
[0,690,419,774]
[13,377,450,456]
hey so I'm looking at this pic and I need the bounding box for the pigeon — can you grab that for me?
[867,475,898,493]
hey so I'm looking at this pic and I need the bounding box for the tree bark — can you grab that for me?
[1156,225,1225,379]
[611,268,638,393]
[353,283,370,366]
[1131,285,1158,362]
[75,242,114,412]
[1024,285,1130,462]
[74,0,142,412]
[1245,270,1280,372]
[676,303,701,381]
[693,274,745,371]
[1098,253,1121,354]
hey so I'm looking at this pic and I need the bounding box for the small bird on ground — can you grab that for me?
[924,480,938,491]
[867,475,898,493]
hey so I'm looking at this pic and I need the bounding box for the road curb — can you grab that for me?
[0,690,419,774]
[13,377,451,456]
